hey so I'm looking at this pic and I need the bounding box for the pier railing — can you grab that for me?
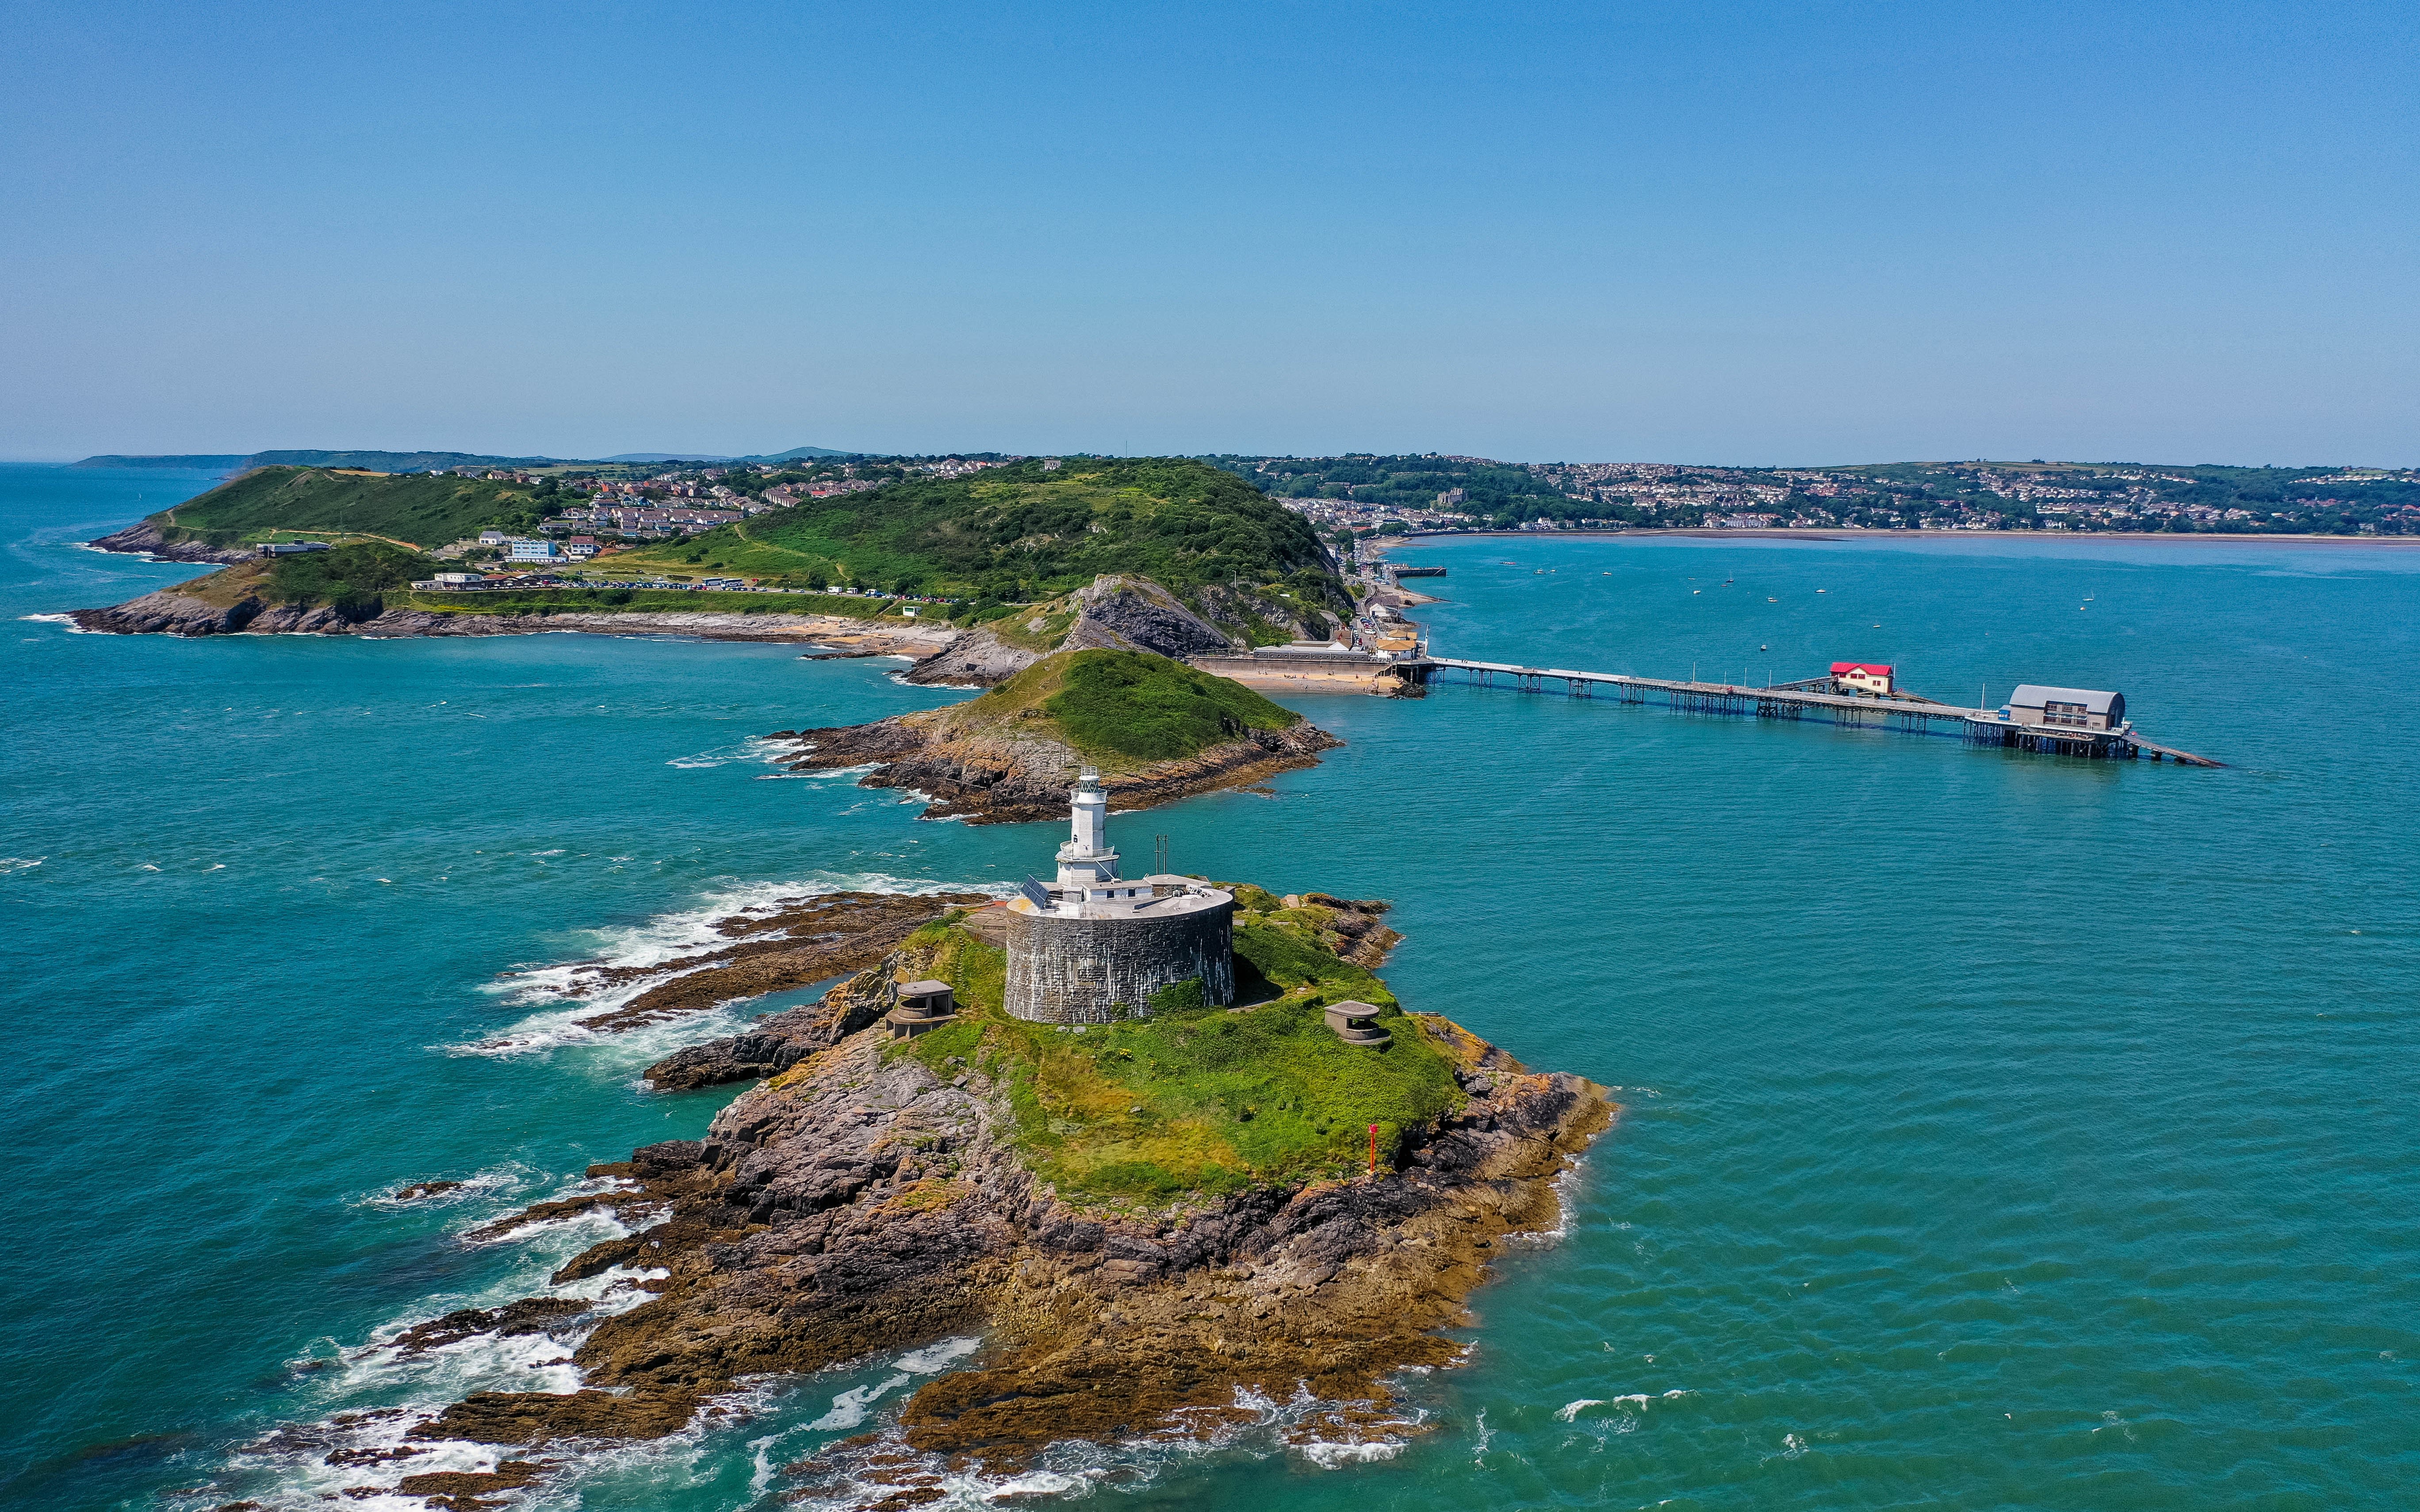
[1399,657,2219,764]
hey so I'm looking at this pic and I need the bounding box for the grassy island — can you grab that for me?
[939,648,1305,765]
[820,890,1466,1206]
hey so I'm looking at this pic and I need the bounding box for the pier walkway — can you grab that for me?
[1399,656,2221,764]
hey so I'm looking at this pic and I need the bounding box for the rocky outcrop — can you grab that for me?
[63,565,1342,669]
[643,966,894,1089]
[903,575,1244,686]
[86,519,253,564]
[68,584,962,650]
[520,890,995,1039]
[70,587,268,635]
[414,986,1612,1489]
[774,712,1340,823]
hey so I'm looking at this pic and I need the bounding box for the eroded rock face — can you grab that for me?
[644,966,895,1090]
[86,520,255,564]
[897,574,1345,689]
[415,994,1611,1481]
[903,575,1243,687]
[71,588,268,635]
[68,589,965,648]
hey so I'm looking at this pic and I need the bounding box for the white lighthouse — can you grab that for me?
[1053,766,1119,885]
[1006,766,1236,1023]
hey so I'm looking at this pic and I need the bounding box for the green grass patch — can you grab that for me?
[1044,649,1299,760]
[890,893,1461,1208]
[155,466,563,549]
[927,648,1302,769]
[624,458,1345,606]
[611,521,849,585]
[267,541,436,612]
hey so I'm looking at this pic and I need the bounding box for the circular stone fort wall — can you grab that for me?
[1005,902,1236,1025]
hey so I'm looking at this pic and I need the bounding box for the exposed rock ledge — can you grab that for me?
[63,567,1339,672]
[899,574,1253,686]
[86,520,255,565]
[67,589,961,652]
[774,712,1340,823]
[414,962,1611,1496]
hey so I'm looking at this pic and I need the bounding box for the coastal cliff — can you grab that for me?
[85,519,256,565]
[411,901,1612,1499]
[68,561,961,653]
[776,646,1343,822]
[899,573,1333,686]
[63,565,1314,665]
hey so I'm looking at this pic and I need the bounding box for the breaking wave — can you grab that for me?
[175,1176,667,1510]
[444,871,1011,1059]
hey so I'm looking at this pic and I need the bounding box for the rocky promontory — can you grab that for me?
[409,900,1612,1500]
[896,573,1329,686]
[85,519,256,565]
[67,569,961,653]
[776,646,1342,822]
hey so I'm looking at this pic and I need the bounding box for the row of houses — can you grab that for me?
[544,504,746,537]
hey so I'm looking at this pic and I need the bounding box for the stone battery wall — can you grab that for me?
[1005,902,1236,1024]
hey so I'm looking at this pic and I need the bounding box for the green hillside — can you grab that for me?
[148,466,566,549]
[881,898,1463,1202]
[619,457,1339,603]
[938,648,1303,767]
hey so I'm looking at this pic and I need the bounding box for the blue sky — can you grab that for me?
[3,0,2412,464]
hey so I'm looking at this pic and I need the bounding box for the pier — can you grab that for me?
[1394,657,2221,765]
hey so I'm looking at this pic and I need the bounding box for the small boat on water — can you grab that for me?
[1767,596,1778,603]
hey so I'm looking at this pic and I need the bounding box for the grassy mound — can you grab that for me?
[864,893,1467,1206]
[614,457,1342,605]
[152,466,564,549]
[945,649,1302,765]
[267,541,436,611]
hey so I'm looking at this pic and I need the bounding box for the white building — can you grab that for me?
[1054,767,1118,885]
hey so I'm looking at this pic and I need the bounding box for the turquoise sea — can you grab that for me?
[5,462,2417,1510]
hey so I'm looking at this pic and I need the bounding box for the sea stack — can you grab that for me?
[1002,767,1235,1022]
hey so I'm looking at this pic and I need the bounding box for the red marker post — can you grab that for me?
[1368,1123,1378,1177]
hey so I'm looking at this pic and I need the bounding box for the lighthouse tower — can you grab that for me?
[1054,766,1118,885]
[1004,766,1235,1023]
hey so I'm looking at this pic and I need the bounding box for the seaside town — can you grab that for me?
[1233,455,2420,536]
[327,449,2420,601]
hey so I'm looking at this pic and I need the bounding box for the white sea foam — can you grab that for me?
[1298,1438,1404,1468]
[810,1372,914,1430]
[988,1469,1097,1497]
[452,871,1013,1058]
[18,612,88,631]
[354,1162,533,1211]
[895,1335,984,1373]
[758,1372,1429,1509]
[203,1234,671,1510]
[667,735,802,769]
[1503,1153,1588,1248]
[0,856,45,875]
[1556,1390,1692,1429]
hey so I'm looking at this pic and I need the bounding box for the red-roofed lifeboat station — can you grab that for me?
[1830,661,1895,695]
